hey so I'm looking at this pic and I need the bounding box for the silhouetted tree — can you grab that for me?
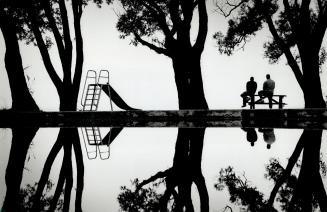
[116,0,208,109]
[118,178,163,211]
[214,0,327,108]
[118,128,209,212]
[215,130,327,212]
[0,5,41,209]
[0,1,39,111]
[0,5,40,210]
[18,180,64,211]
[215,166,274,212]
[2,1,111,211]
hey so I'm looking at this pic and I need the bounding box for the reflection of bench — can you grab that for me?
[245,95,286,109]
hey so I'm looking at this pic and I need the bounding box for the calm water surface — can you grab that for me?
[0,127,326,211]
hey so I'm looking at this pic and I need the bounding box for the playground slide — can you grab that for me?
[101,127,124,146]
[102,85,139,111]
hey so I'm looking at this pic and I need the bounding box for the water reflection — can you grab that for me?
[217,129,327,212]
[0,127,326,211]
[242,128,276,149]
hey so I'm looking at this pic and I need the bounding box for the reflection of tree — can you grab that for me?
[2,128,39,212]
[19,180,63,211]
[31,128,83,212]
[215,130,327,212]
[118,128,209,211]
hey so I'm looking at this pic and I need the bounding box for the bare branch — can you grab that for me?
[28,11,63,94]
[136,168,172,191]
[133,32,171,57]
[215,0,248,17]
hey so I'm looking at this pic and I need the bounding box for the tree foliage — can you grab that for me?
[215,154,327,212]
[18,180,64,211]
[116,0,208,57]
[214,166,273,212]
[118,178,164,212]
[214,0,326,65]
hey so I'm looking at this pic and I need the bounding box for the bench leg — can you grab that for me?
[278,96,283,109]
[250,96,255,109]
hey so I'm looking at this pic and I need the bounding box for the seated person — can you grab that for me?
[241,77,257,107]
[258,74,275,108]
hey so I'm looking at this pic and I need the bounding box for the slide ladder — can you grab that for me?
[80,70,112,160]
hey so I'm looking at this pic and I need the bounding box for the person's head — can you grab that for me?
[266,74,270,79]
[267,144,271,149]
[250,76,254,81]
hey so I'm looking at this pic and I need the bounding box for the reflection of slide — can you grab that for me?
[102,85,139,110]
[101,127,124,146]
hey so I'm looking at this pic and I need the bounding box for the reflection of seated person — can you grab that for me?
[241,77,257,108]
[258,74,275,108]
[259,128,275,149]
[241,128,258,146]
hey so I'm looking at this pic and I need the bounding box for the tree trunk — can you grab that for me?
[59,85,78,111]
[0,13,39,111]
[289,130,323,211]
[2,128,39,212]
[301,52,326,108]
[172,51,208,110]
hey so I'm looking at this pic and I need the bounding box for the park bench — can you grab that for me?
[244,95,286,109]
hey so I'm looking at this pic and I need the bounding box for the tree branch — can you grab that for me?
[133,32,171,56]
[312,2,327,53]
[168,0,182,32]
[215,0,248,18]
[62,143,73,212]
[193,0,208,53]
[299,0,311,38]
[136,168,172,191]
[283,0,300,40]
[28,8,63,94]
[72,129,84,212]
[48,156,66,211]
[58,0,73,84]
[41,0,66,70]
[140,1,174,42]
[72,0,84,99]
[264,13,304,90]
[267,131,305,207]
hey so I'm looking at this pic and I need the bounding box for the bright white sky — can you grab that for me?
[1,2,327,212]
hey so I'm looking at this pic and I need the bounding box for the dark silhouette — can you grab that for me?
[215,166,274,212]
[258,74,275,109]
[0,2,39,111]
[102,85,139,110]
[2,128,39,212]
[118,128,209,211]
[116,0,209,110]
[0,3,40,211]
[241,128,258,146]
[241,77,257,108]
[214,0,327,108]
[18,180,64,211]
[215,129,327,212]
[258,128,275,149]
